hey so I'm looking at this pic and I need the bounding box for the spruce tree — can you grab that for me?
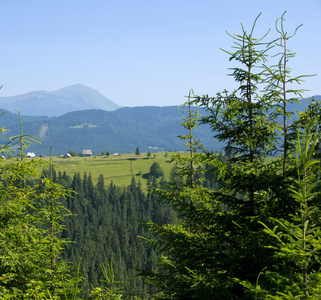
[140,13,321,299]
[240,106,321,299]
[0,115,75,298]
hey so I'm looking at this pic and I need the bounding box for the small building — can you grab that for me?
[26,152,36,158]
[39,154,46,158]
[82,150,93,157]
[63,153,71,158]
[113,153,121,156]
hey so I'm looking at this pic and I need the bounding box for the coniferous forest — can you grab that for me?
[1,12,321,299]
[53,170,176,298]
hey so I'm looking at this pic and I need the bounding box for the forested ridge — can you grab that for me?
[0,106,221,156]
[1,12,321,300]
[1,99,319,157]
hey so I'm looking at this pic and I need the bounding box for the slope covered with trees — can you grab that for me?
[0,106,221,156]
[44,168,176,298]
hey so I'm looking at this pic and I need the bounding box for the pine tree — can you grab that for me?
[240,107,321,299]
[140,13,321,299]
[0,115,75,298]
[135,147,140,159]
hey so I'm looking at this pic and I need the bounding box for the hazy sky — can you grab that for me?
[0,0,320,107]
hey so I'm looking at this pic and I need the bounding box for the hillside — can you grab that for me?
[0,96,319,157]
[41,152,179,191]
[0,84,121,117]
[0,105,222,156]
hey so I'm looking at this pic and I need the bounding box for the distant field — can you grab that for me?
[12,152,278,191]
[43,152,186,191]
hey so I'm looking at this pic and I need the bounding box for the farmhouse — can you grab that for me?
[83,150,93,157]
[63,153,71,158]
[26,152,36,158]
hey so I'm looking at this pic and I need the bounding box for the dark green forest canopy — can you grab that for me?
[48,169,177,298]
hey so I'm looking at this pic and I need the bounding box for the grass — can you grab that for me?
[15,152,278,192]
[44,152,186,191]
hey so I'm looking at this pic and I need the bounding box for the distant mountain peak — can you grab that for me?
[56,84,95,92]
[0,85,121,117]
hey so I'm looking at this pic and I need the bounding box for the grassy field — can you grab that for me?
[44,152,185,191]
[16,152,277,191]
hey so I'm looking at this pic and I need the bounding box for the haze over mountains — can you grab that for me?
[0,85,319,156]
[0,84,121,117]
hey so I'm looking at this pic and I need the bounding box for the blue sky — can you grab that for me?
[0,0,320,107]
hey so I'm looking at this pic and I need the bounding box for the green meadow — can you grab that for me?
[31,152,276,191]
[46,152,183,191]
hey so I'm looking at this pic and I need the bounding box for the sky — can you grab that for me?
[0,0,320,107]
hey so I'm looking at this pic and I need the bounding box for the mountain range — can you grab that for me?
[0,106,222,156]
[0,84,120,117]
[0,85,319,156]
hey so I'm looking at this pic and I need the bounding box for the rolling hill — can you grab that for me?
[0,95,319,157]
[0,106,223,156]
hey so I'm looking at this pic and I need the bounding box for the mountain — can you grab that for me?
[0,96,319,156]
[0,106,222,156]
[286,95,321,112]
[0,84,121,117]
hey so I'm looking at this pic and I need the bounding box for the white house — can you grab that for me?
[26,152,36,158]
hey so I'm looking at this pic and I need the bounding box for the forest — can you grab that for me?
[0,105,221,156]
[1,12,321,299]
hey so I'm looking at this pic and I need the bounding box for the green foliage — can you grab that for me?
[56,169,176,298]
[149,162,164,178]
[2,11,320,300]
[135,147,140,158]
[241,123,321,299]
[89,257,126,300]
[0,116,75,298]
[140,12,321,299]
